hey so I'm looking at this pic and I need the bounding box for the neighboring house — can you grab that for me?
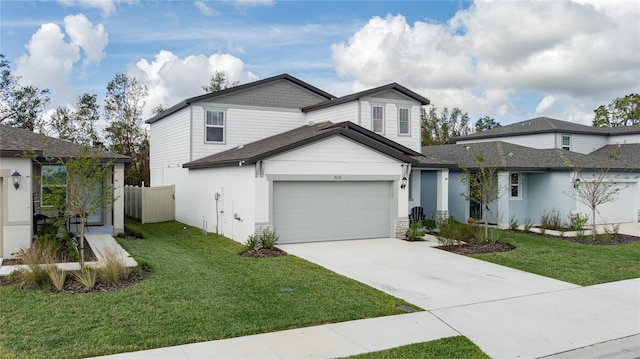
[421,117,640,228]
[147,74,452,244]
[0,125,130,258]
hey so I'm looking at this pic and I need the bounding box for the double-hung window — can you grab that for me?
[372,105,384,134]
[561,135,571,150]
[206,110,225,143]
[510,172,522,199]
[398,108,410,135]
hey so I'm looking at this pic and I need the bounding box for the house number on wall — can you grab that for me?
[334,176,342,180]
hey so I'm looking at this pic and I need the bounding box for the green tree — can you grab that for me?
[28,146,116,268]
[421,106,471,146]
[48,93,102,147]
[103,73,149,185]
[475,116,501,132]
[202,71,240,93]
[0,54,50,131]
[592,93,640,127]
[458,148,502,243]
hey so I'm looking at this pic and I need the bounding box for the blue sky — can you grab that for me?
[2,0,639,126]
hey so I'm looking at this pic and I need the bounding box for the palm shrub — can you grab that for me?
[244,228,280,251]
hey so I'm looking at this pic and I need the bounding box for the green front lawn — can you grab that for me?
[470,229,640,286]
[0,220,416,359]
[344,336,490,359]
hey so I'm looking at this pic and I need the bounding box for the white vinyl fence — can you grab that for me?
[124,184,175,223]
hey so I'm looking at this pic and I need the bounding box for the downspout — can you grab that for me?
[189,105,193,162]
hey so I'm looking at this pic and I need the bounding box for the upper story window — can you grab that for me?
[561,135,571,150]
[372,105,384,134]
[206,110,225,143]
[510,172,522,199]
[398,108,410,136]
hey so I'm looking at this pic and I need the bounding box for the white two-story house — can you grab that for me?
[147,74,452,244]
[421,117,640,228]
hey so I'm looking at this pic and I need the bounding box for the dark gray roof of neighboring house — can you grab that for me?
[0,125,132,163]
[183,121,428,169]
[420,141,640,172]
[302,82,430,112]
[455,117,640,141]
[146,74,336,124]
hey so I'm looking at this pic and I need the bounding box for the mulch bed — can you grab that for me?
[548,233,639,245]
[241,248,287,258]
[0,268,151,294]
[1,239,98,266]
[438,240,516,255]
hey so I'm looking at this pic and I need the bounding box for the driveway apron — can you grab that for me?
[279,238,640,359]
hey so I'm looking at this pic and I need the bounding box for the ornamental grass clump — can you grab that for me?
[98,249,129,285]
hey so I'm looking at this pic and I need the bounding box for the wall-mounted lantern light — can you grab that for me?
[400,176,408,189]
[573,178,581,189]
[11,170,21,190]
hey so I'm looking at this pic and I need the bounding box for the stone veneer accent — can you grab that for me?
[395,218,410,240]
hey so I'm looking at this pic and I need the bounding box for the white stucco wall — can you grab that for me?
[1,157,33,258]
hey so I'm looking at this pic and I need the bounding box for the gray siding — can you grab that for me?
[203,79,327,109]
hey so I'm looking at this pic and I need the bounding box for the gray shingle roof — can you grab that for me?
[420,141,640,172]
[183,121,429,169]
[302,83,430,112]
[0,125,131,162]
[456,117,640,141]
[145,74,335,124]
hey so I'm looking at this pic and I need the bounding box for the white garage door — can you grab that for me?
[577,183,636,224]
[273,181,391,244]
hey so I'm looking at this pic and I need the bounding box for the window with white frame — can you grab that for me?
[510,172,521,199]
[561,135,571,150]
[205,110,225,143]
[372,105,384,133]
[398,107,410,135]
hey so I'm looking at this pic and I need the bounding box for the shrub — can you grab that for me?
[12,240,59,289]
[73,268,97,289]
[98,249,129,285]
[47,265,67,291]
[244,228,280,251]
[540,208,562,230]
[508,215,520,231]
[260,228,279,250]
[423,218,437,231]
[437,218,476,246]
[523,218,533,233]
[124,226,144,239]
[568,213,589,232]
[406,221,426,241]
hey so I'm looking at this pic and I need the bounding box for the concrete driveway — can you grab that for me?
[279,238,640,359]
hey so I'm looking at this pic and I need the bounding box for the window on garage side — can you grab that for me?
[561,135,571,150]
[206,110,225,143]
[372,105,384,134]
[398,107,410,136]
[510,172,522,199]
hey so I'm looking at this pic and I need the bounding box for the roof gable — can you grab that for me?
[456,117,640,141]
[0,125,131,162]
[302,83,430,112]
[146,74,335,124]
[183,121,423,169]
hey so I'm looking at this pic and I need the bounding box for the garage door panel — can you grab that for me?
[577,183,635,224]
[274,181,391,244]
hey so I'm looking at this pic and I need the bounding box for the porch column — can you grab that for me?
[436,169,449,222]
[497,171,510,229]
[113,163,125,235]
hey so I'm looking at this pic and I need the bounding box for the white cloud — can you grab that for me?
[58,0,117,17]
[234,0,275,7]
[64,14,109,65]
[128,50,259,117]
[194,1,216,16]
[332,1,640,125]
[14,14,109,111]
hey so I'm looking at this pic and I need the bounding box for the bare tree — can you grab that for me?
[569,152,631,241]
